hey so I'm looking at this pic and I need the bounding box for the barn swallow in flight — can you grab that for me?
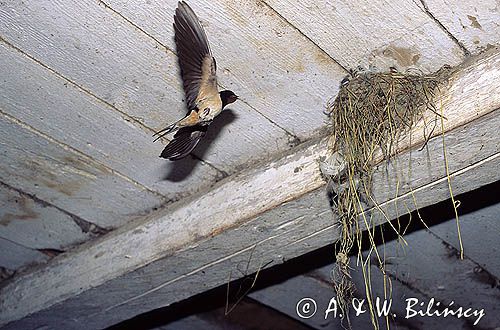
[153,1,238,160]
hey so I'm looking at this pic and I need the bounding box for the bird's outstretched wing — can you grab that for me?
[174,1,218,111]
[160,124,208,160]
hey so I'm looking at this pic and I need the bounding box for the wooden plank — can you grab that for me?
[79,0,346,139]
[0,50,498,327]
[2,150,497,330]
[264,0,465,71]
[147,299,313,330]
[1,102,498,329]
[0,183,92,250]
[0,41,221,200]
[429,198,500,279]
[377,225,500,329]
[0,0,296,171]
[0,114,164,228]
[249,266,467,329]
[0,238,49,271]
[423,0,500,54]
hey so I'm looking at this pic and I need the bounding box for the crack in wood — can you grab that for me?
[0,35,224,176]
[261,0,350,73]
[417,0,471,57]
[0,108,167,200]
[97,0,176,55]
[0,236,40,252]
[0,267,15,282]
[0,181,110,236]
[98,0,302,144]
[37,248,65,257]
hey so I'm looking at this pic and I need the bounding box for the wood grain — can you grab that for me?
[95,0,347,138]
[0,0,295,171]
[0,49,498,327]
[0,114,164,228]
[423,0,500,54]
[0,184,91,251]
[1,106,498,328]
[0,41,221,200]
[264,0,466,72]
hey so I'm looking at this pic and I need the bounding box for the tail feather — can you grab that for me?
[160,125,207,160]
[152,122,178,142]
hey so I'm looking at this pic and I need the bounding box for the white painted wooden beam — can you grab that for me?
[0,114,498,328]
[0,50,499,330]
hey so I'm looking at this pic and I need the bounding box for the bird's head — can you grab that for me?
[220,90,238,109]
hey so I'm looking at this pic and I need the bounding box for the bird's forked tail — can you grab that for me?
[152,122,179,142]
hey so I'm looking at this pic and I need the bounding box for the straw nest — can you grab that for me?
[322,65,452,328]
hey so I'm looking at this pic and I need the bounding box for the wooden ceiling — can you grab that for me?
[0,0,499,328]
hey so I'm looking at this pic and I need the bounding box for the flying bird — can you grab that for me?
[153,1,238,160]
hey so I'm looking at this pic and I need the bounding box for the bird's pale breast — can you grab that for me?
[197,95,222,121]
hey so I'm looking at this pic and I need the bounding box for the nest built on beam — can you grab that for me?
[322,65,453,329]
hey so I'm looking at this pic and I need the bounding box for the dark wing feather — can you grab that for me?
[160,125,208,160]
[174,2,217,111]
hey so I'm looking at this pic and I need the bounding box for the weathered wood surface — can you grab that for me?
[429,200,500,279]
[0,0,305,172]
[264,0,466,71]
[0,41,221,199]
[0,238,49,271]
[378,226,500,329]
[0,48,498,328]
[0,113,164,228]
[1,101,498,328]
[0,183,91,250]
[423,0,500,54]
[102,0,346,139]
[250,266,466,330]
[0,1,498,326]
[251,209,500,330]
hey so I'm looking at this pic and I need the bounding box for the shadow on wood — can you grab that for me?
[108,181,500,330]
[162,110,237,182]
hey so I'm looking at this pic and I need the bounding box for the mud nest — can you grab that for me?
[322,65,452,327]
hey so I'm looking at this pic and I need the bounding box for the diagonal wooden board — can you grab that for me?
[0,0,342,172]
[0,40,221,201]
[0,183,92,250]
[422,0,500,55]
[264,0,466,71]
[0,50,499,329]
